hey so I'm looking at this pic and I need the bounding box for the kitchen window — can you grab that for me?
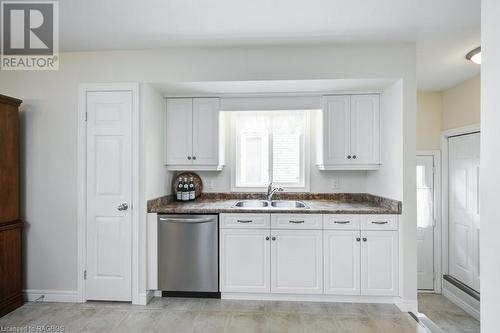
[230,110,310,191]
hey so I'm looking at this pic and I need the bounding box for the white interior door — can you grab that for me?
[416,155,435,290]
[86,90,132,301]
[449,133,480,291]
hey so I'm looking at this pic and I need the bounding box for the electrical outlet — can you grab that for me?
[331,178,340,190]
[208,180,215,190]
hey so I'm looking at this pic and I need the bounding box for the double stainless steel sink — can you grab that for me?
[233,200,308,209]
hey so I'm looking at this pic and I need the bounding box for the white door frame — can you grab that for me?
[440,124,480,289]
[416,150,442,293]
[77,83,140,304]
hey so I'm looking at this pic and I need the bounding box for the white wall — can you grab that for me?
[0,44,415,304]
[366,80,417,309]
[139,83,169,296]
[480,0,500,330]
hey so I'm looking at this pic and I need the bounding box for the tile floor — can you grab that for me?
[0,297,427,333]
[418,293,480,333]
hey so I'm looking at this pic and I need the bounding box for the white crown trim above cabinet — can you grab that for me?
[219,213,399,301]
[316,94,380,170]
[165,97,225,171]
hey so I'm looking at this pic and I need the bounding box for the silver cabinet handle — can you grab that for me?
[159,217,215,223]
[192,156,197,160]
[362,237,367,242]
[334,221,350,224]
[271,236,276,241]
[371,221,388,225]
[187,156,191,160]
[356,237,361,242]
[265,236,270,241]
[117,203,128,211]
[237,220,253,223]
[289,220,304,224]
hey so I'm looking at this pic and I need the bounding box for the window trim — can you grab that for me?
[230,110,311,193]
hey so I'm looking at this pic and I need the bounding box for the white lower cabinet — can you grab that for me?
[324,230,361,295]
[271,230,323,294]
[219,229,270,293]
[219,213,399,298]
[361,230,399,296]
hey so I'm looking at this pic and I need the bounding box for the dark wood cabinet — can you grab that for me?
[0,94,24,317]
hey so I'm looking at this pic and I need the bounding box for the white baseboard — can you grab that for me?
[442,282,480,320]
[395,299,418,312]
[222,292,400,305]
[24,290,79,303]
[136,291,155,306]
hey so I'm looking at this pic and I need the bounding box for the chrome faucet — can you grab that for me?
[267,182,284,201]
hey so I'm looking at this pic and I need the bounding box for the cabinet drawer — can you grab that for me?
[271,214,322,229]
[220,214,270,229]
[360,215,398,230]
[324,215,360,230]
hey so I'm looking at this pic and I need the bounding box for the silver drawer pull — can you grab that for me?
[237,220,253,223]
[371,221,388,225]
[334,221,350,224]
[289,220,305,224]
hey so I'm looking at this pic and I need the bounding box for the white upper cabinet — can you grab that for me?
[317,94,380,170]
[165,98,193,165]
[165,97,225,171]
[350,95,380,165]
[322,96,351,165]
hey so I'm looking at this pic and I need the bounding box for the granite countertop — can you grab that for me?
[147,193,401,215]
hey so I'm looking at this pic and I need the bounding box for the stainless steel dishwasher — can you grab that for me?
[158,214,219,296]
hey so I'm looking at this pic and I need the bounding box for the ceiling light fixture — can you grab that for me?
[466,47,481,64]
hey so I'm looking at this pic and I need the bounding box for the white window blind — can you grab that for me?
[232,111,308,190]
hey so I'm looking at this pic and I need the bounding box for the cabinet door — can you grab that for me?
[166,98,193,165]
[271,230,322,294]
[361,231,398,296]
[322,96,351,165]
[324,230,360,295]
[350,95,380,165]
[220,229,270,293]
[192,98,220,165]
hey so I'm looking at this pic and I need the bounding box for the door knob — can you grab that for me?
[117,203,129,211]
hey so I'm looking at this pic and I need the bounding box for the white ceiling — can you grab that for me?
[60,0,480,91]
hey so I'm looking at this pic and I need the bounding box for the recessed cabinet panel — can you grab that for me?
[324,230,361,295]
[323,96,350,165]
[192,98,220,165]
[220,229,271,293]
[361,230,398,296]
[271,230,323,294]
[166,98,193,165]
[350,95,380,165]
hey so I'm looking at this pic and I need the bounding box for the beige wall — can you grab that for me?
[416,92,442,150]
[442,75,481,130]
[416,74,480,150]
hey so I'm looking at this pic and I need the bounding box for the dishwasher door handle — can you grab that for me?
[159,217,216,224]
